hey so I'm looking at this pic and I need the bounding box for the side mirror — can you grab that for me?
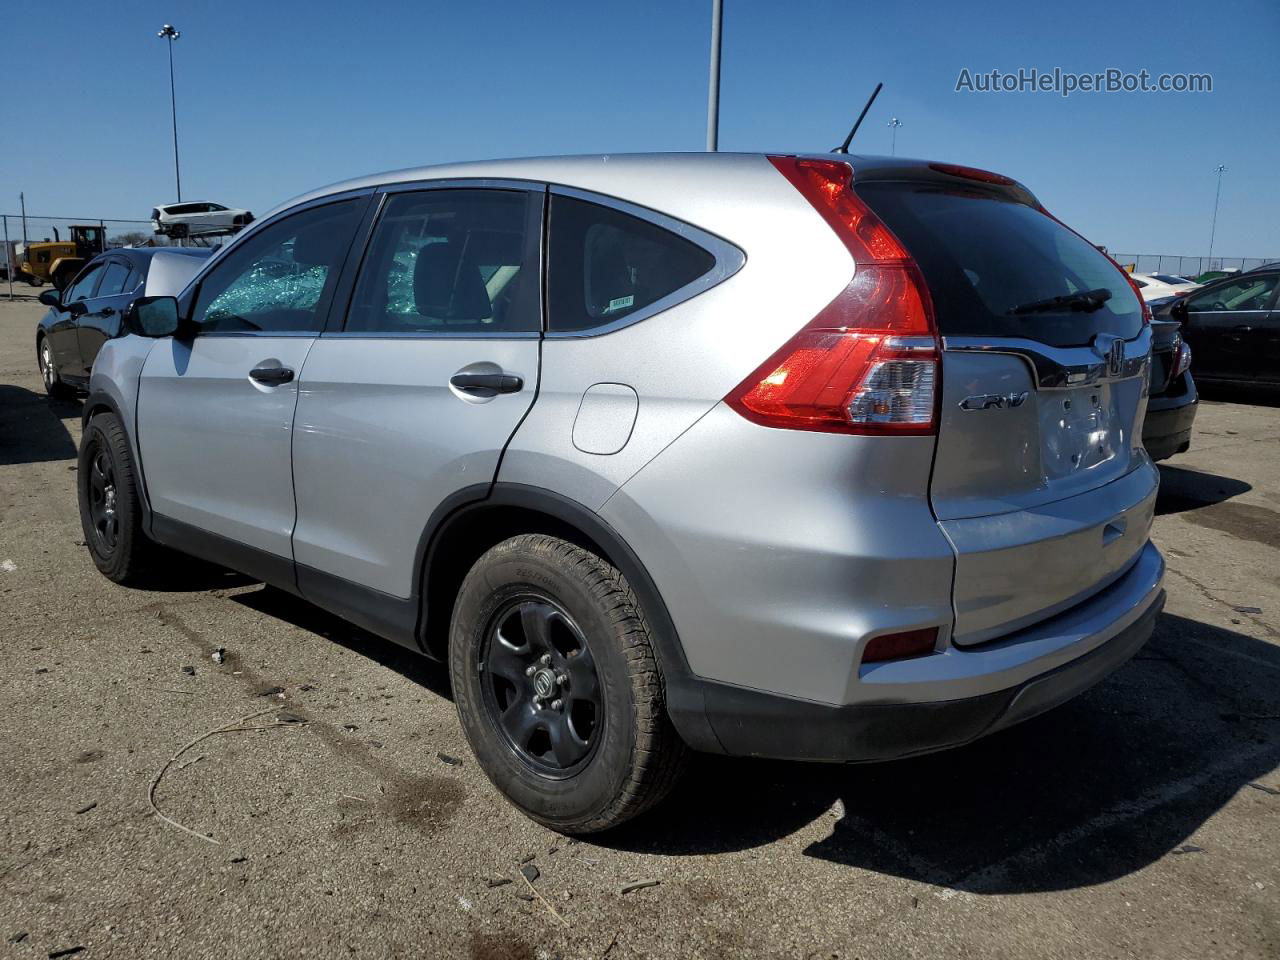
[38,289,61,308]
[66,299,89,316]
[123,296,182,338]
[1170,298,1189,321]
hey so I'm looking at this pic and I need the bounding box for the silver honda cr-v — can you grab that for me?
[78,153,1164,833]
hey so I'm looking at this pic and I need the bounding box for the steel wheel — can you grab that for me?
[480,596,603,778]
[86,445,119,553]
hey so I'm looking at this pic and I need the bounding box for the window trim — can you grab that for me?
[325,178,547,341]
[544,185,745,339]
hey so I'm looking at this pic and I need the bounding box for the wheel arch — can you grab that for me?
[418,483,719,752]
[81,390,153,531]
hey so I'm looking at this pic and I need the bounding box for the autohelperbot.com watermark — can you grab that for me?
[955,67,1212,97]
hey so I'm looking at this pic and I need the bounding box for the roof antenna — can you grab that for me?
[833,82,883,154]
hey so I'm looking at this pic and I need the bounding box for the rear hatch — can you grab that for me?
[856,174,1156,645]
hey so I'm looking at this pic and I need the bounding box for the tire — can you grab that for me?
[27,274,42,287]
[449,534,688,833]
[78,412,161,585]
[37,336,74,399]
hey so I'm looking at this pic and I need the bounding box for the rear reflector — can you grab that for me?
[726,157,939,436]
[862,627,938,663]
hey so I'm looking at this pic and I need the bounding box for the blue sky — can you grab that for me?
[4,0,1277,257]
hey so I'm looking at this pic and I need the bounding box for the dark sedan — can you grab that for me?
[1156,267,1280,389]
[1142,317,1197,461]
[36,247,212,397]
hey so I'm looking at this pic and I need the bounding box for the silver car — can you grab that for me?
[79,153,1164,833]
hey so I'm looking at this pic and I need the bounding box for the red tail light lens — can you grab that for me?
[862,627,938,663]
[727,157,939,436]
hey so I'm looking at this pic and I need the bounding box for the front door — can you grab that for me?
[136,196,368,564]
[291,185,544,602]
[53,262,104,380]
[74,257,136,379]
[1181,272,1280,382]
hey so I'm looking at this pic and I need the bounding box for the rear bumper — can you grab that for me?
[671,541,1164,762]
[1142,374,1198,461]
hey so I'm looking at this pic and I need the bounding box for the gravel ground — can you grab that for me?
[1,293,1277,959]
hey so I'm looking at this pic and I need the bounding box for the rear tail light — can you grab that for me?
[727,157,939,436]
[862,627,938,663]
[1174,340,1192,377]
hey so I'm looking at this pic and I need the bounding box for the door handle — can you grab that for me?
[1229,325,1252,342]
[249,364,295,385]
[449,372,524,397]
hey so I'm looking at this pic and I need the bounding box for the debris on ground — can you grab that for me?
[486,877,512,888]
[342,724,358,732]
[436,752,462,766]
[8,932,28,944]
[275,711,305,724]
[1173,844,1205,855]
[181,665,195,676]
[520,864,540,883]
[257,685,285,697]
[211,648,226,664]
[1233,605,1263,614]
[48,948,86,959]
[619,879,661,895]
[1247,782,1280,796]
[74,801,97,815]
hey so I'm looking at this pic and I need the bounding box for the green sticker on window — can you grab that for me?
[605,295,635,314]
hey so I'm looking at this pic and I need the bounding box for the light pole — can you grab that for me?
[1207,163,1226,267]
[887,117,902,156]
[158,24,182,202]
[705,0,723,151]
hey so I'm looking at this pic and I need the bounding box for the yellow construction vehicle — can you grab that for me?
[15,225,106,289]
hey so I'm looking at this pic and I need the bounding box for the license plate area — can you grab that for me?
[1039,383,1120,481]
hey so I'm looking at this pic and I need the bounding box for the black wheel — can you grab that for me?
[27,274,43,287]
[78,412,160,585]
[449,534,688,833]
[37,336,74,399]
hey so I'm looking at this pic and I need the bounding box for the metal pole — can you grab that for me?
[4,215,13,302]
[20,192,28,246]
[705,0,723,151]
[1207,164,1225,265]
[160,25,183,201]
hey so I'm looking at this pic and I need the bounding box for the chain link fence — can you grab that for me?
[1110,254,1278,279]
[2,213,229,300]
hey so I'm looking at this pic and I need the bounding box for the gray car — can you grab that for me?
[77,153,1164,833]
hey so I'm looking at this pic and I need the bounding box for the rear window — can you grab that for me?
[855,182,1142,347]
[1151,274,1188,285]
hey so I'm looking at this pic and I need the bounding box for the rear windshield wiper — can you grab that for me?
[1008,287,1113,316]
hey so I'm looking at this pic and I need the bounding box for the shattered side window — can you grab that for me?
[192,199,363,334]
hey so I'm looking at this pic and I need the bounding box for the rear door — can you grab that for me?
[137,196,368,564]
[1180,272,1279,382]
[856,179,1156,644]
[291,183,543,602]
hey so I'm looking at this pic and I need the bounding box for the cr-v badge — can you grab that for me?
[959,391,1029,411]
